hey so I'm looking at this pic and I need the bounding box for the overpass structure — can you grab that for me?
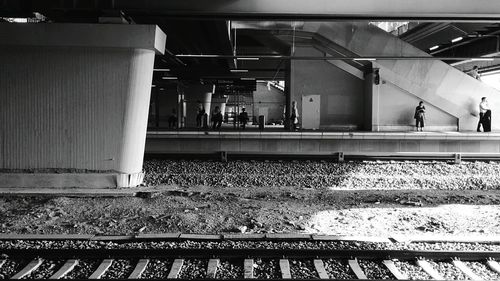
[2,1,500,188]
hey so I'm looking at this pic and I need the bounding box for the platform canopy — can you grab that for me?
[3,0,500,20]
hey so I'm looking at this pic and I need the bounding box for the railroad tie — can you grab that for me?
[416,260,445,280]
[487,260,500,274]
[89,259,113,279]
[167,258,184,279]
[382,260,409,280]
[313,259,329,279]
[128,259,149,279]
[207,259,220,278]
[452,260,484,281]
[348,259,367,279]
[279,259,292,279]
[243,259,254,279]
[0,259,6,268]
[11,258,44,279]
[49,259,79,279]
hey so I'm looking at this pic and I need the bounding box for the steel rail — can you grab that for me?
[2,248,500,261]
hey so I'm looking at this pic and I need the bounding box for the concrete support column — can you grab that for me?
[184,84,213,128]
[0,23,166,188]
[211,96,229,116]
[284,60,292,130]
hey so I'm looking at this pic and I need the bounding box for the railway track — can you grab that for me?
[1,247,500,280]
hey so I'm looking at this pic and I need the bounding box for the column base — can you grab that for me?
[0,172,144,188]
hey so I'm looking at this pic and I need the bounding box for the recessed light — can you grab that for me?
[236,57,259,61]
[429,45,440,51]
[353,58,376,61]
[471,58,494,61]
[451,37,463,43]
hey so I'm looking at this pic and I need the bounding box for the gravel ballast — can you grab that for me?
[253,259,280,279]
[215,260,243,279]
[358,260,395,280]
[463,261,500,281]
[428,260,470,280]
[26,259,65,279]
[143,160,500,190]
[101,259,135,279]
[178,259,208,279]
[393,260,432,280]
[62,259,100,279]
[141,259,173,279]
[289,259,319,279]
[323,259,356,279]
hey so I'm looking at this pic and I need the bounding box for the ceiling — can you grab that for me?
[2,1,500,88]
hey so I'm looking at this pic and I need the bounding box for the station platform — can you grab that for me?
[145,130,500,158]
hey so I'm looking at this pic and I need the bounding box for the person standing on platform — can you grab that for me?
[414,101,426,131]
[212,106,223,130]
[196,106,205,128]
[478,97,491,132]
[239,108,249,129]
[468,65,482,81]
[168,108,178,129]
[290,100,299,131]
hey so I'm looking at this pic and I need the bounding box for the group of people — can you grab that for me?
[194,106,249,130]
[414,98,492,132]
[170,97,492,132]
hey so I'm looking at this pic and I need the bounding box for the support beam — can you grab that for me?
[5,0,500,20]
[0,23,166,188]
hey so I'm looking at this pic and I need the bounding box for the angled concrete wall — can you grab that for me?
[291,46,366,130]
[302,22,500,131]
[0,23,165,185]
[253,82,285,124]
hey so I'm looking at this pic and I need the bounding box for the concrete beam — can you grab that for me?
[0,23,163,187]
[4,0,500,20]
[0,23,166,54]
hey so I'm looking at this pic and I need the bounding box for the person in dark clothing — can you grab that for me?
[290,101,299,131]
[239,108,249,129]
[414,101,426,131]
[168,108,177,129]
[212,106,223,129]
[477,97,491,132]
[196,107,205,128]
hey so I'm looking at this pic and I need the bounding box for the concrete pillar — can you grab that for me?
[184,84,213,128]
[284,60,292,130]
[0,23,166,188]
[211,96,229,116]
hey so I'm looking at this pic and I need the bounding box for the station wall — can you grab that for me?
[374,81,458,131]
[253,82,286,124]
[302,21,500,131]
[291,46,366,130]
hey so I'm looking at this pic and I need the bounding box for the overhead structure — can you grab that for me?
[0,23,166,188]
[3,0,500,20]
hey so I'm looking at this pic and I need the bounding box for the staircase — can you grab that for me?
[302,22,500,131]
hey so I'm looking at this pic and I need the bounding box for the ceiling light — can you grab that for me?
[240,78,256,80]
[151,85,156,87]
[154,68,170,71]
[429,45,440,51]
[230,69,248,73]
[353,58,376,61]
[451,37,463,43]
[236,57,260,61]
[162,77,178,80]
[471,58,494,61]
